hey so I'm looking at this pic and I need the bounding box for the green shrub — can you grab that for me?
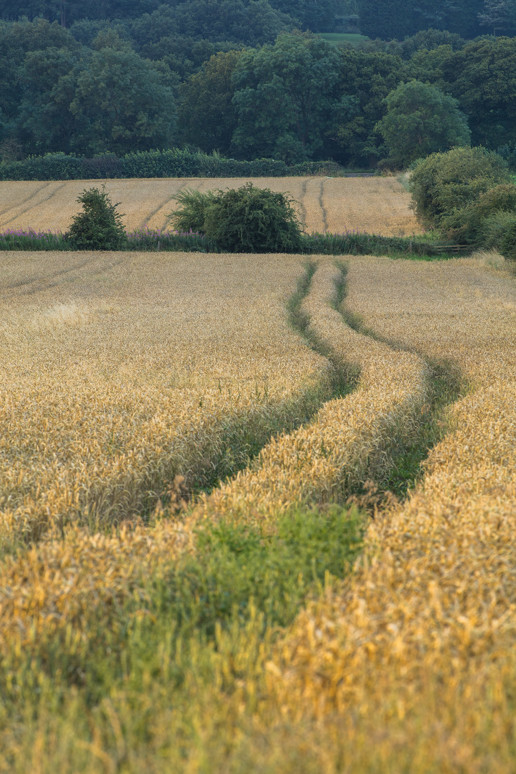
[441,183,516,243]
[410,146,511,230]
[171,183,303,253]
[203,184,302,252]
[65,186,126,250]
[170,189,217,233]
[482,210,516,259]
[499,218,516,260]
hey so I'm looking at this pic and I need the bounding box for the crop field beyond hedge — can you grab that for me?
[0,251,514,772]
[0,175,423,237]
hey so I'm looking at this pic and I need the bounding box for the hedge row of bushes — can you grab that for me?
[0,228,459,258]
[410,146,516,261]
[0,149,347,182]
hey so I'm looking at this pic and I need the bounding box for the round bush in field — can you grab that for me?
[66,186,126,250]
[202,183,302,253]
[410,147,510,230]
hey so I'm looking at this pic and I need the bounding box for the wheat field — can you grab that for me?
[0,176,422,236]
[0,248,514,772]
[0,251,330,551]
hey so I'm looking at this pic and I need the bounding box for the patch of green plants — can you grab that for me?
[0,505,364,710]
[318,32,369,46]
[0,229,68,250]
[301,231,462,258]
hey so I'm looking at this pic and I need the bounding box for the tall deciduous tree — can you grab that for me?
[178,50,242,154]
[443,37,516,149]
[231,33,341,162]
[16,46,83,154]
[376,80,471,167]
[69,45,176,155]
[331,48,404,166]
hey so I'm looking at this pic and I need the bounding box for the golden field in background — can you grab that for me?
[0,176,423,236]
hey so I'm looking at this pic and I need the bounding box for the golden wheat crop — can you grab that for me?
[197,261,428,525]
[257,256,516,772]
[0,253,513,772]
[0,250,328,550]
[0,176,422,235]
[0,256,428,655]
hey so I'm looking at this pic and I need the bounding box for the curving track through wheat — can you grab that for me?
[0,252,331,552]
[0,251,513,771]
[259,256,516,773]
[0,176,422,235]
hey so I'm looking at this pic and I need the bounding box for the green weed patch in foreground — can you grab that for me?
[0,507,364,771]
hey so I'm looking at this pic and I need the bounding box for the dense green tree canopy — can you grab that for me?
[16,46,82,154]
[357,0,484,40]
[269,0,338,31]
[443,38,516,149]
[331,48,404,166]
[479,0,516,35]
[0,6,515,168]
[231,33,341,162]
[178,50,242,154]
[69,46,176,155]
[376,80,471,167]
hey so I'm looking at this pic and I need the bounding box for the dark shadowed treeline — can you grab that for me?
[0,1,515,169]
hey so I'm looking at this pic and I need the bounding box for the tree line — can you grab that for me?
[0,9,515,169]
[2,1,515,37]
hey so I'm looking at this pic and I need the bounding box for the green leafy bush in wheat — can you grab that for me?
[171,183,302,252]
[66,186,126,250]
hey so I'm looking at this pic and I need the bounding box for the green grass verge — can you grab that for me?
[0,229,464,259]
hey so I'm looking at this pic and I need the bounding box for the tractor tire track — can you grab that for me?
[137,181,189,231]
[0,183,67,228]
[2,255,127,297]
[333,261,464,505]
[0,182,54,227]
[319,179,329,234]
